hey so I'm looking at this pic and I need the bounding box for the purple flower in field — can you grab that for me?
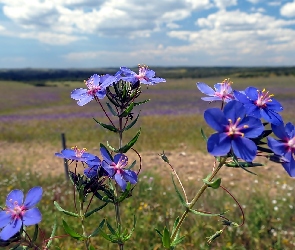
[119,65,166,85]
[55,146,97,162]
[0,187,42,241]
[233,87,283,125]
[100,147,137,191]
[84,156,102,178]
[71,74,116,106]
[267,122,295,177]
[196,79,234,103]
[205,100,264,162]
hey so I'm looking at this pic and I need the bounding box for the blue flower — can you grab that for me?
[204,100,264,162]
[119,65,166,85]
[100,147,137,191]
[55,146,97,162]
[84,156,102,178]
[71,74,116,106]
[197,79,234,103]
[267,122,295,177]
[0,187,42,241]
[233,87,283,125]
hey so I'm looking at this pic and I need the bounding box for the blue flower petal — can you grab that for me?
[282,156,295,177]
[114,154,126,164]
[6,190,23,209]
[100,147,113,164]
[115,173,127,191]
[101,162,115,177]
[23,208,42,226]
[267,98,283,111]
[24,187,42,209]
[267,137,287,156]
[224,100,246,121]
[71,88,87,100]
[122,170,138,184]
[84,165,99,178]
[121,76,138,83]
[244,103,260,118]
[231,137,257,162]
[145,69,156,78]
[271,123,288,140]
[285,122,295,138]
[0,211,11,228]
[77,95,93,106]
[260,108,283,125]
[100,75,116,88]
[196,82,215,96]
[0,218,22,241]
[150,77,166,83]
[201,96,222,102]
[204,108,228,132]
[120,67,135,76]
[207,133,231,156]
[233,90,251,104]
[239,116,263,138]
[245,87,258,101]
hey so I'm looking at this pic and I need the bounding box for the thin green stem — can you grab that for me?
[80,202,90,250]
[170,157,227,242]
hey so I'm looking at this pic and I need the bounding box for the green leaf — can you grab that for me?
[171,217,180,237]
[100,143,114,160]
[189,209,225,217]
[117,129,141,153]
[171,235,186,247]
[106,220,117,236]
[118,182,132,202]
[202,177,221,189]
[106,141,118,154]
[123,112,140,131]
[85,203,108,218]
[62,219,85,241]
[225,161,264,168]
[122,215,137,242]
[89,219,105,238]
[32,224,39,242]
[93,118,118,133]
[89,246,96,250]
[134,99,150,106]
[119,102,134,118]
[162,227,171,248]
[46,217,57,249]
[155,228,163,237]
[127,160,136,170]
[54,201,80,217]
[200,128,208,141]
[106,102,118,116]
[171,175,187,207]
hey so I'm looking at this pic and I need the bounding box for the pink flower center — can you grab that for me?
[287,137,295,150]
[71,146,87,158]
[215,79,233,100]
[255,89,274,107]
[6,200,25,220]
[227,117,248,137]
[136,65,149,81]
[112,156,128,174]
[85,79,101,96]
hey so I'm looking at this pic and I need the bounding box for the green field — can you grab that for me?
[1,76,295,249]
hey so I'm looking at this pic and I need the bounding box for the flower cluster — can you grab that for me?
[198,79,294,177]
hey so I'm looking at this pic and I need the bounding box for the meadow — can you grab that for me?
[0,75,295,249]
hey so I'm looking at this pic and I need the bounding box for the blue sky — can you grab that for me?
[0,0,295,68]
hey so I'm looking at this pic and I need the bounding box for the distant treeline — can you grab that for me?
[0,67,295,83]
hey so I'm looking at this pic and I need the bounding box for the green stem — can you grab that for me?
[80,202,90,250]
[170,157,227,242]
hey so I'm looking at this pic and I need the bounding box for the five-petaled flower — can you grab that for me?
[196,79,234,103]
[267,122,295,177]
[71,74,116,106]
[204,100,264,162]
[100,147,137,191]
[234,87,283,125]
[0,187,42,241]
[119,65,166,85]
[55,146,97,163]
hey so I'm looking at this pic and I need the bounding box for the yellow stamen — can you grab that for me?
[243,125,249,129]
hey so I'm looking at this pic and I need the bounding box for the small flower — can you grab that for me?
[119,65,166,85]
[196,79,234,103]
[267,122,295,177]
[100,147,137,191]
[55,146,97,162]
[83,157,102,178]
[204,100,264,162]
[234,87,283,125]
[71,74,116,106]
[0,187,42,241]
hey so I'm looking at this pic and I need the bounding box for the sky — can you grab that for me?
[0,0,295,68]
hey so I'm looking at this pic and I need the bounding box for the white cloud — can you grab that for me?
[246,0,261,4]
[0,24,5,31]
[280,1,295,17]
[268,1,281,6]
[213,0,237,9]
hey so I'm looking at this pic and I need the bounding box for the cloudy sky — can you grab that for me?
[0,0,295,68]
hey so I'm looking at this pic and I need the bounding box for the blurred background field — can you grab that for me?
[1,71,295,249]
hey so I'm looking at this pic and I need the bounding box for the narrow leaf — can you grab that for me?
[124,112,140,131]
[134,99,150,106]
[200,128,208,141]
[46,217,57,248]
[171,175,187,207]
[117,129,141,153]
[189,209,225,217]
[127,160,136,170]
[119,102,134,117]
[162,227,171,248]
[62,219,85,241]
[93,118,118,133]
[106,102,118,116]
[85,203,108,218]
[202,177,221,189]
[155,228,163,237]
[54,201,80,217]
[106,220,117,236]
[171,235,186,247]
[32,224,39,242]
[89,219,105,238]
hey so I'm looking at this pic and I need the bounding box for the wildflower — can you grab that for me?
[0,187,42,241]
[119,65,166,85]
[196,79,234,103]
[83,157,102,178]
[204,100,264,162]
[55,146,97,162]
[233,87,283,125]
[71,74,116,106]
[267,122,295,177]
[100,147,137,191]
